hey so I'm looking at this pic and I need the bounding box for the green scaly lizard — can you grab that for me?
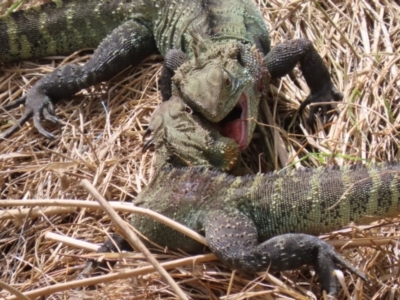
[78,97,399,297]
[0,0,342,170]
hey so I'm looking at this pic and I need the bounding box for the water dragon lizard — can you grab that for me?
[0,0,342,163]
[1,1,383,297]
[79,97,400,297]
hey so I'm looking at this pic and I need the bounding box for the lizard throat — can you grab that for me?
[217,93,248,149]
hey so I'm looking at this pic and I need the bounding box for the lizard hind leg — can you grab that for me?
[204,210,367,296]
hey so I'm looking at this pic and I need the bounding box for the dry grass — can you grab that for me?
[0,0,399,299]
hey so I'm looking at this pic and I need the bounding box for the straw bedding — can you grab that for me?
[0,0,399,299]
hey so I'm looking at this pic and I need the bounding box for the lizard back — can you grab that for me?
[133,163,400,252]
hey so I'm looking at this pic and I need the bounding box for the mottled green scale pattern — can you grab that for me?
[0,0,269,62]
[0,0,199,62]
[148,97,241,171]
[133,163,400,252]
[204,0,269,48]
[152,0,269,55]
[247,165,400,240]
[153,0,203,55]
[0,0,273,146]
[0,0,135,61]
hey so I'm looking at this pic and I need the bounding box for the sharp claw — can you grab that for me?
[42,107,61,125]
[1,96,27,111]
[0,111,33,140]
[142,128,154,152]
[0,92,60,140]
[47,100,57,116]
[307,105,317,127]
[142,139,154,153]
[332,89,344,101]
[321,105,328,124]
[143,128,152,139]
[33,111,56,140]
[298,96,312,117]
[299,86,343,127]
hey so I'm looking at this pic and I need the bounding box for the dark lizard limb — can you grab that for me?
[205,209,367,296]
[126,162,400,296]
[1,1,343,145]
[79,217,367,295]
[0,20,157,140]
[75,153,400,296]
[160,49,188,101]
[78,233,132,280]
[265,38,343,125]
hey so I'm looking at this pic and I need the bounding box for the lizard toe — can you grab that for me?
[33,109,56,140]
[0,110,33,140]
[42,106,61,125]
[2,95,27,111]
[299,85,342,128]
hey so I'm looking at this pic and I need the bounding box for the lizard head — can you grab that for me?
[145,96,240,172]
[172,42,268,150]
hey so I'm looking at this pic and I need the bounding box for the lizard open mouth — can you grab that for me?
[216,93,248,149]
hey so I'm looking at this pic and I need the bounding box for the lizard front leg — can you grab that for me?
[77,233,132,280]
[160,49,188,101]
[0,20,157,140]
[205,209,367,296]
[265,38,343,125]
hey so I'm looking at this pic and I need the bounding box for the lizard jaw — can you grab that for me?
[217,92,248,149]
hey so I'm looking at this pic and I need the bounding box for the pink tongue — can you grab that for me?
[218,93,249,149]
[219,119,247,149]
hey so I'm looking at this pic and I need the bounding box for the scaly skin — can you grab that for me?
[79,97,398,295]
[129,162,399,295]
[0,0,342,152]
[81,161,400,296]
[135,164,400,249]
[144,96,241,171]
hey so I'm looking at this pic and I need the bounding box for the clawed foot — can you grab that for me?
[0,88,61,140]
[298,85,343,127]
[142,128,154,152]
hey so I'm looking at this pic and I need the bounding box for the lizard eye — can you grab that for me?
[224,71,231,87]
[185,105,193,114]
